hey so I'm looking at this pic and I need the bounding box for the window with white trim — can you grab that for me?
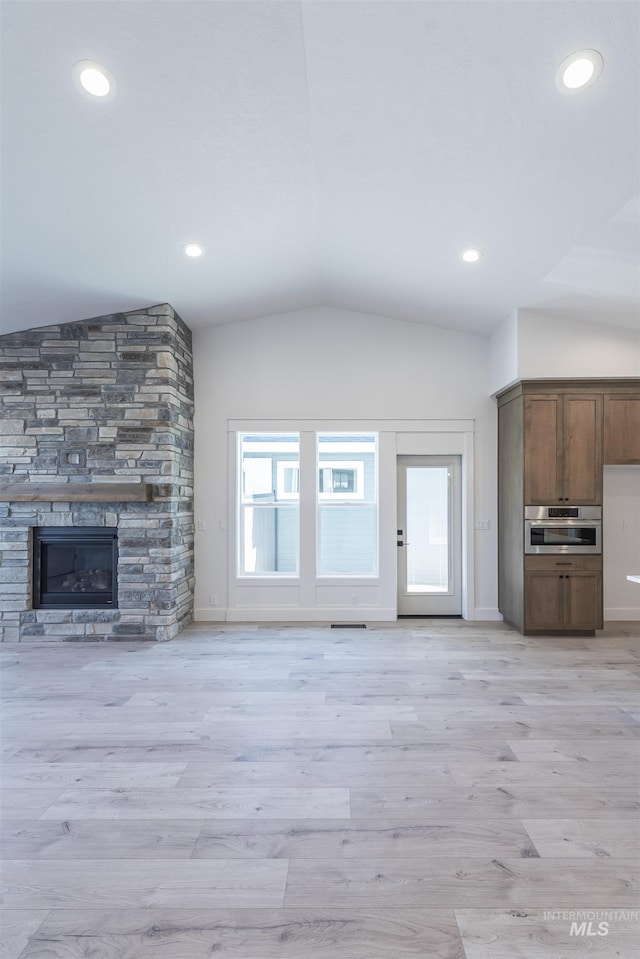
[237,432,378,578]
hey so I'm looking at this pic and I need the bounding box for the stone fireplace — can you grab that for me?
[0,304,194,641]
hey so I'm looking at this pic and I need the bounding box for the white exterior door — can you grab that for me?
[397,455,462,616]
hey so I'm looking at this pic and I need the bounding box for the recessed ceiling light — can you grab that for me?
[556,50,603,93]
[183,243,204,258]
[72,60,116,99]
[461,249,482,263]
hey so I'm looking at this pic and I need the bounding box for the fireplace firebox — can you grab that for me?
[32,527,118,609]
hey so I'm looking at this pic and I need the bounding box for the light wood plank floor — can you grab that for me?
[1,620,639,958]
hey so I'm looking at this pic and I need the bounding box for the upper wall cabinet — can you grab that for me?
[604,394,640,464]
[523,392,602,504]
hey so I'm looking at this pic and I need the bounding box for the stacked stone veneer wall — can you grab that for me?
[0,304,194,641]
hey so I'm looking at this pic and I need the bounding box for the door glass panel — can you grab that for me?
[406,466,449,593]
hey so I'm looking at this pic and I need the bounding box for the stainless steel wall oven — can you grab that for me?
[524,506,602,554]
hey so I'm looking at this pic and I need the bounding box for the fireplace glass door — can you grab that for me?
[33,527,118,609]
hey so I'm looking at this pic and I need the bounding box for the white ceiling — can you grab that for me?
[1,0,639,337]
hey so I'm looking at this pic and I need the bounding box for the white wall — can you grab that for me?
[517,311,640,380]
[603,466,640,620]
[490,309,640,395]
[489,311,519,395]
[193,307,498,621]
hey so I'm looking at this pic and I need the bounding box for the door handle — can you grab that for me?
[397,541,410,547]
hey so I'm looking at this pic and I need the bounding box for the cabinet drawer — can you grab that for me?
[525,555,602,572]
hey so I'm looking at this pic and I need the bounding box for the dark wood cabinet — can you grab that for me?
[523,394,561,503]
[563,394,603,503]
[523,570,563,631]
[604,394,640,464]
[497,378,638,636]
[524,557,602,633]
[523,392,602,504]
[564,570,603,630]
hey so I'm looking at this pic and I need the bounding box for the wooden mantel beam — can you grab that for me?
[0,483,153,503]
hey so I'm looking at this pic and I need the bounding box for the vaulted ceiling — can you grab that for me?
[1,1,638,337]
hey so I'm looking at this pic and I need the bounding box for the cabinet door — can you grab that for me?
[524,395,562,503]
[564,572,603,631]
[604,396,640,464]
[563,394,602,504]
[524,572,563,631]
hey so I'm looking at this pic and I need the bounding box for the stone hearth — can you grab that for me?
[0,304,194,641]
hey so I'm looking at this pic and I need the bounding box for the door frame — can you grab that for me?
[395,429,475,621]
[396,454,463,616]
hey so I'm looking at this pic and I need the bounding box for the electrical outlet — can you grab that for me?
[210,594,218,607]
[197,520,206,532]
[350,594,358,606]
[475,519,490,530]
[622,519,632,531]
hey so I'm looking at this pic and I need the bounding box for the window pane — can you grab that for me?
[318,504,377,574]
[406,466,449,592]
[239,434,299,574]
[280,465,299,495]
[241,505,298,574]
[317,433,378,575]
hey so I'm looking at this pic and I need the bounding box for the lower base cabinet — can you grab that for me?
[523,559,602,633]
[524,572,564,631]
[564,571,603,630]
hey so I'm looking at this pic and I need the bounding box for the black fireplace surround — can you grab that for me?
[32,527,118,609]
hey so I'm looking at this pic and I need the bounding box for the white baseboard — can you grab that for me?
[228,607,397,623]
[195,607,397,623]
[195,607,505,624]
[473,607,503,621]
[194,608,228,622]
[604,607,640,621]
